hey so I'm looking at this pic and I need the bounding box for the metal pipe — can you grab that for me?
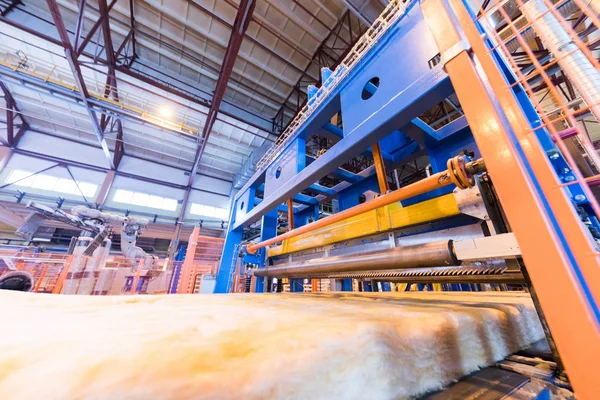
[253,240,457,277]
[246,156,485,254]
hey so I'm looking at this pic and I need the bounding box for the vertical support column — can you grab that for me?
[95,170,115,209]
[372,142,389,194]
[311,279,319,292]
[256,209,278,293]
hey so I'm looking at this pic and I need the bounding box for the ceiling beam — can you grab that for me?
[74,0,117,57]
[186,0,307,76]
[0,14,274,134]
[98,0,125,169]
[187,0,256,187]
[45,0,115,170]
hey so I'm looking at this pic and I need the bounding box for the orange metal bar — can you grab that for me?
[52,255,73,294]
[311,279,319,293]
[246,156,483,254]
[189,265,197,294]
[421,1,600,397]
[130,259,144,295]
[372,142,389,194]
[287,198,295,231]
[177,227,200,294]
[33,264,48,293]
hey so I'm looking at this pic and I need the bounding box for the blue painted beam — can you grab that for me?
[321,122,343,139]
[433,115,469,140]
[391,141,422,164]
[256,185,318,206]
[306,155,361,183]
[232,70,452,230]
[309,183,336,196]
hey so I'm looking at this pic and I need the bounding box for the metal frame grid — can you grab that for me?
[476,0,600,223]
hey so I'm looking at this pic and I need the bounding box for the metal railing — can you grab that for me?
[255,0,410,172]
[0,43,201,136]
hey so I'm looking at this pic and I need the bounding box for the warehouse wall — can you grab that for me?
[0,131,234,230]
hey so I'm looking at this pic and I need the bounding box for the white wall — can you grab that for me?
[17,131,112,168]
[191,174,232,196]
[0,153,106,202]
[119,155,189,186]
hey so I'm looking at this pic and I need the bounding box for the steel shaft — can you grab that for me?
[254,240,457,277]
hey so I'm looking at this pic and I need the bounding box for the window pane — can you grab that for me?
[146,195,164,209]
[190,203,203,215]
[130,192,149,207]
[215,208,229,220]
[113,189,133,204]
[6,170,34,186]
[162,198,178,211]
[31,175,58,191]
[202,205,216,217]
[54,178,77,195]
[78,182,97,198]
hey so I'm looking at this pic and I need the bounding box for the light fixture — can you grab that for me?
[159,106,173,118]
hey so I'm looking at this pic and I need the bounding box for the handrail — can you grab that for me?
[0,44,200,135]
[255,0,410,173]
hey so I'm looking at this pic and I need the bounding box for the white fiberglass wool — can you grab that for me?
[0,291,543,400]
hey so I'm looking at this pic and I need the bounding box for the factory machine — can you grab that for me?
[213,0,600,397]
[14,202,159,294]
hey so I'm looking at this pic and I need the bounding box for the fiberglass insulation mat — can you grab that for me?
[0,291,543,400]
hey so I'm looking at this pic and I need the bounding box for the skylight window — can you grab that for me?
[5,169,98,198]
[190,203,229,220]
[113,189,178,212]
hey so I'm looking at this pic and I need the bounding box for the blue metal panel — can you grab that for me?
[340,4,443,137]
[391,141,422,165]
[305,156,361,183]
[338,174,380,210]
[232,3,454,230]
[379,131,414,155]
[342,279,353,292]
[264,137,306,198]
[295,204,319,228]
[233,187,256,225]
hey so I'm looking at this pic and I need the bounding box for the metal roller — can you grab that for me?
[254,240,457,277]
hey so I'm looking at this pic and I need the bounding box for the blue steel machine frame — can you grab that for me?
[216,0,596,292]
[215,0,600,397]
